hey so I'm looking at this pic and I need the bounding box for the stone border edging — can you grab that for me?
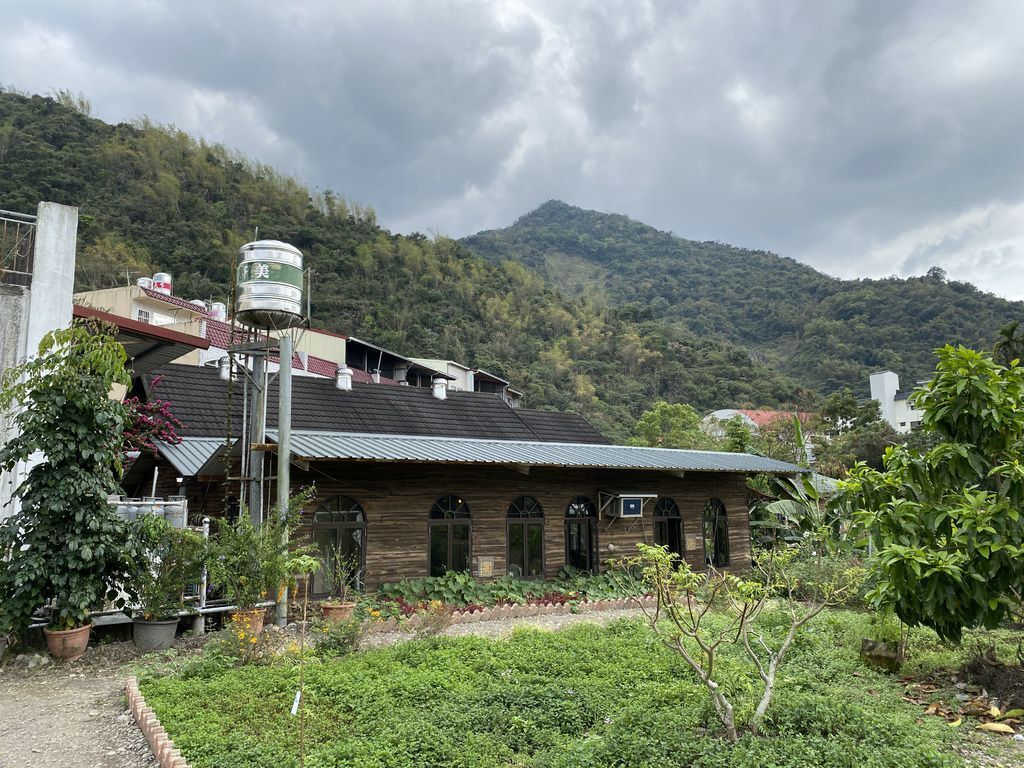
[126,676,190,768]
[364,595,655,633]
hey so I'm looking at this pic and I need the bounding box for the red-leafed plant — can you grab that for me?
[123,394,183,454]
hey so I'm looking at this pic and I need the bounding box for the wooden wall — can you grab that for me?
[287,462,752,588]
[122,458,753,589]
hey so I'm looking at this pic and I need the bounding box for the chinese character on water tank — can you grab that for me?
[254,263,271,279]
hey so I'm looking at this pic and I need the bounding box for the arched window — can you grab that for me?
[703,498,729,567]
[429,495,471,576]
[564,496,598,573]
[312,496,365,595]
[507,496,544,579]
[654,497,684,560]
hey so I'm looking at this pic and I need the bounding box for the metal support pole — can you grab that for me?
[275,334,293,628]
[248,354,267,524]
[192,517,210,636]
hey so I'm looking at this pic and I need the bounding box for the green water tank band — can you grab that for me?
[236,260,304,289]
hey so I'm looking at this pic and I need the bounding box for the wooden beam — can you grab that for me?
[509,463,531,475]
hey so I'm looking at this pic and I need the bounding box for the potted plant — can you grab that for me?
[0,320,137,660]
[321,547,361,622]
[127,515,205,651]
[207,489,316,636]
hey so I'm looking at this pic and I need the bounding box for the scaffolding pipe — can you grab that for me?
[275,334,293,627]
[191,517,210,635]
[248,354,267,524]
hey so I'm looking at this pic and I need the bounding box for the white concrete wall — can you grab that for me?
[25,202,77,355]
[0,285,30,521]
[891,398,924,433]
[1,202,78,522]
[869,371,900,429]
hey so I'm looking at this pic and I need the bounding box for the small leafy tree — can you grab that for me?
[127,515,205,621]
[627,400,717,450]
[0,320,137,631]
[207,488,317,611]
[722,415,754,453]
[837,345,1024,642]
[322,546,361,605]
[617,538,855,741]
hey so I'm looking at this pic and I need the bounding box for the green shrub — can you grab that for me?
[312,617,362,659]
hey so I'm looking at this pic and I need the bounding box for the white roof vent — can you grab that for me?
[336,366,353,391]
[432,377,447,400]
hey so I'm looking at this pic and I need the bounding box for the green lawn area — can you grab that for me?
[139,611,1019,768]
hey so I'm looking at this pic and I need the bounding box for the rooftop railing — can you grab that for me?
[0,209,36,287]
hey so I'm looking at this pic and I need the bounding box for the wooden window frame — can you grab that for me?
[703,497,730,568]
[564,495,599,574]
[311,495,366,595]
[429,495,472,576]
[653,496,684,560]
[507,496,544,579]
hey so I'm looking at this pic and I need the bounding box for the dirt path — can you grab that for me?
[0,664,156,768]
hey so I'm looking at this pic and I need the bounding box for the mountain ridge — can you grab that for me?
[0,90,812,440]
[461,199,1022,392]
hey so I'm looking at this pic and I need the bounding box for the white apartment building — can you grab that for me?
[869,370,924,434]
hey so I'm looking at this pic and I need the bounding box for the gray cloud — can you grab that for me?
[3,0,1024,298]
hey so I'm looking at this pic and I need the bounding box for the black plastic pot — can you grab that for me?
[133,618,179,651]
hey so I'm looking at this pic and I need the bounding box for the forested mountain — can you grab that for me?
[0,91,809,440]
[463,201,1023,392]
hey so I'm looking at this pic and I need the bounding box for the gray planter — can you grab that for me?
[133,618,179,652]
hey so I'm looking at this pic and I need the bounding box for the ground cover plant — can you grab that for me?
[365,570,636,620]
[139,611,984,768]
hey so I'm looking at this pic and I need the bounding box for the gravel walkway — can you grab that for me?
[360,607,644,648]
[0,658,157,768]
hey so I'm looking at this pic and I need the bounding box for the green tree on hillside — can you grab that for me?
[992,320,1024,366]
[627,401,717,450]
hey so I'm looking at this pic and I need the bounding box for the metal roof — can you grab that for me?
[264,429,806,474]
[158,437,229,477]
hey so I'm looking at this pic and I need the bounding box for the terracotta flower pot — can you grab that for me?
[231,608,265,636]
[43,623,92,661]
[321,602,356,623]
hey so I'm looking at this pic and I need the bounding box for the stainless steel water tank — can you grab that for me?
[235,240,305,329]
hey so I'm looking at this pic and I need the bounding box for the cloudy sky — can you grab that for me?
[3,1,1024,298]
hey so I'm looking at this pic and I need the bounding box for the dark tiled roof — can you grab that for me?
[143,364,608,444]
[516,409,607,444]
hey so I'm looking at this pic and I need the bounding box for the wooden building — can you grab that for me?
[124,365,803,591]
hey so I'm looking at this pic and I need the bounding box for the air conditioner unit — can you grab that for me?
[601,493,658,518]
[619,497,645,517]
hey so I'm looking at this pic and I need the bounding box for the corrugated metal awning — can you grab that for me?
[264,429,806,474]
[158,437,230,477]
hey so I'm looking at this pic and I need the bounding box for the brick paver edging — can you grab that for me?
[363,595,655,633]
[125,676,190,768]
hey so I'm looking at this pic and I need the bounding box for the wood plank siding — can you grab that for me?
[288,462,752,588]
[126,457,752,589]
